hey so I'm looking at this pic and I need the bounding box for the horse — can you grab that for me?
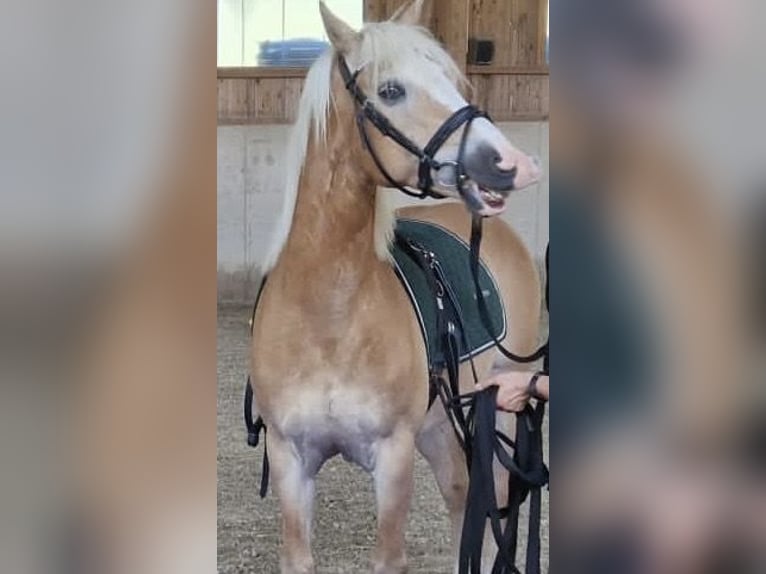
[250,2,544,572]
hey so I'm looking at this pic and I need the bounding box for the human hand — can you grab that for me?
[475,371,533,412]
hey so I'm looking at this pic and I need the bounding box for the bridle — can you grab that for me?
[337,55,488,201]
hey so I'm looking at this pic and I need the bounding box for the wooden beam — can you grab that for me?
[467,65,548,75]
[217,67,308,79]
[433,0,470,73]
[537,0,549,66]
[468,72,548,121]
[365,0,435,25]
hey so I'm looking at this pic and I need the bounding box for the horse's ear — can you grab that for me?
[390,0,426,26]
[320,1,359,54]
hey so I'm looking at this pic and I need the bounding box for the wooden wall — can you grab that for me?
[469,0,547,68]
[218,70,306,125]
[468,70,548,121]
[218,0,548,124]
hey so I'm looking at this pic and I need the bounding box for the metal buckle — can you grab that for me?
[431,159,462,190]
[437,159,460,170]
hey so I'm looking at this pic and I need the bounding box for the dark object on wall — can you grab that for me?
[468,38,495,65]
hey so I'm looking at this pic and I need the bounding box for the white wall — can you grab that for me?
[217,121,548,302]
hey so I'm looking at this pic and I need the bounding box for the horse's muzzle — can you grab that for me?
[464,144,518,193]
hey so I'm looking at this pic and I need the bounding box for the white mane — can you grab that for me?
[263,49,334,270]
[263,21,464,271]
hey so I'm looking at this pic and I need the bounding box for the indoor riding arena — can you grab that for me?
[218,1,549,572]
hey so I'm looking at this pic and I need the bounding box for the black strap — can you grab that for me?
[249,273,269,335]
[470,215,549,367]
[244,275,271,497]
[458,388,549,574]
[243,377,270,498]
[463,215,549,573]
[417,105,488,191]
[357,112,435,199]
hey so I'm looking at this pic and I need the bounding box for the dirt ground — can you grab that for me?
[218,305,549,573]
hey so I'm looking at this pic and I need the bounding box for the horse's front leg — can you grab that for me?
[372,427,416,574]
[266,429,317,574]
[416,407,469,573]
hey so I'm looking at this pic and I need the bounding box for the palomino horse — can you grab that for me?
[251,1,543,572]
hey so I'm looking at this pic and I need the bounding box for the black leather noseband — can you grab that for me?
[337,56,488,199]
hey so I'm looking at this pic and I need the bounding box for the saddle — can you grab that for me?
[391,218,507,369]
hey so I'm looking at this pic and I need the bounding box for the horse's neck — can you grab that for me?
[278,122,381,285]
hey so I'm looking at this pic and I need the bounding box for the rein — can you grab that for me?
[470,215,549,365]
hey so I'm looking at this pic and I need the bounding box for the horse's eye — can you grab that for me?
[377,81,405,103]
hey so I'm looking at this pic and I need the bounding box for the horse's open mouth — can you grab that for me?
[463,181,508,216]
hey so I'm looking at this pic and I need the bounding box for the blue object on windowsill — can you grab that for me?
[257,39,329,67]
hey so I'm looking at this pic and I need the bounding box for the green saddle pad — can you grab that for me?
[391,218,507,366]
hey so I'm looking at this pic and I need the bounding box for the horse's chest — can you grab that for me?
[253,268,427,470]
[276,379,389,472]
[258,288,420,379]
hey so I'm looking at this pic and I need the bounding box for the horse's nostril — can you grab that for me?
[495,164,517,179]
[489,149,516,176]
[465,144,518,191]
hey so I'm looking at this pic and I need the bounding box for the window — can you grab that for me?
[217,0,363,67]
